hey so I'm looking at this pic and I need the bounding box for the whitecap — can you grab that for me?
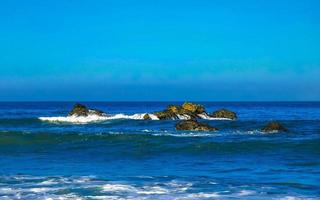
[39,112,234,124]
[101,184,137,192]
[197,113,233,120]
[137,186,169,194]
[176,114,192,120]
[0,187,16,194]
[188,192,221,198]
[39,113,159,123]
[28,187,55,193]
[153,132,216,137]
[236,190,256,196]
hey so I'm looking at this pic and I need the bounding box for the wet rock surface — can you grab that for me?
[153,102,214,120]
[68,103,106,117]
[211,109,237,120]
[261,121,288,133]
[175,120,218,131]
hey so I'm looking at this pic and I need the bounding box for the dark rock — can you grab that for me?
[152,103,206,120]
[211,109,237,120]
[261,121,287,133]
[68,103,88,116]
[154,110,179,120]
[176,120,218,131]
[143,114,152,120]
[153,105,183,120]
[167,105,183,113]
[68,103,106,117]
[88,109,105,116]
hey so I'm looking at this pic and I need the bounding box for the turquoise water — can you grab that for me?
[0,102,319,199]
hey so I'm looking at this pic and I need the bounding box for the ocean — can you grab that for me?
[0,102,319,199]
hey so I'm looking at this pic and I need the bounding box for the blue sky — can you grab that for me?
[0,0,319,101]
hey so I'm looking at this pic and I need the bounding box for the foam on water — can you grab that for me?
[1,175,318,200]
[197,113,233,120]
[39,112,233,124]
[39,113,160,123]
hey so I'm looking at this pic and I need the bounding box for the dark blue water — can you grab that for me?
[0,102,319,199]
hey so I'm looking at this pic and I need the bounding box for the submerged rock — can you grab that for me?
[211,109,237,120]
[68,103,106,117]
[175,120,218,131]
[261,121,287,133]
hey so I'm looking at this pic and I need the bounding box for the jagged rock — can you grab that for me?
[68,103,106,117]
[152,103,206,120]
[154,110,180,120]
[143,114,152,120]
[88,109,105,116]
[167,105,183,113]
[261,121,287,133]
[211,109,237,120]
[182,102,205,114]
[175,120,218,131]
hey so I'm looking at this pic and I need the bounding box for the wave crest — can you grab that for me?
[39,113,232,123]
[39,113,159,123]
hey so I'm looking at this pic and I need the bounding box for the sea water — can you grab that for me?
[0,102,319,199]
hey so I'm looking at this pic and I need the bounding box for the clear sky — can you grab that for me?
[0,0,319,101]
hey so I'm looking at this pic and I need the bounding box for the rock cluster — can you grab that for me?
[153,102,236,120]
[176,120,217,131]
[68,103,106,117]
[66,103,289,133]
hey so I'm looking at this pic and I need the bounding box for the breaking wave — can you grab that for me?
[0,175,317,200]
[39,113,159,123]
[38,113,232,123]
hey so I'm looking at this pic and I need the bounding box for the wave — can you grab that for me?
[39,113,159,123]
[0,175,318,200]
[197,113,233,121]
[38,113,232,123]
[0,131,319,155]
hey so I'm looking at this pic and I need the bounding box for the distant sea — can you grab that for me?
[0,102,319,199]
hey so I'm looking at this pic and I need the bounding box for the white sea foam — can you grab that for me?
[153,132,216,137]
[236,190,256,196]
[1,175,318,200]
[28,187,55,193]
[177,114,192,120]
[39,113,159,123]
[197,113,233,120]
[188,192,221,198]
[39,111,234,124]
[102,184,137,192]
[38,179,59,185]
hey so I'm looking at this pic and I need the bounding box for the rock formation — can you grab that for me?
[261,121,287,133]
[211,109,237,120]
[176,119,218,131]
[68,103,106,117]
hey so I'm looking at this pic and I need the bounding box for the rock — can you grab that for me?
[152,103,207,120]
[176,120,218,131]
[154,110,179,120]
[261,121,287,133]
[211,109,237,120]
[68,103,106,117]
[182,102,205,114]
[167,105,183,113]
[143,114,152,120]
[88,109,105,116]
